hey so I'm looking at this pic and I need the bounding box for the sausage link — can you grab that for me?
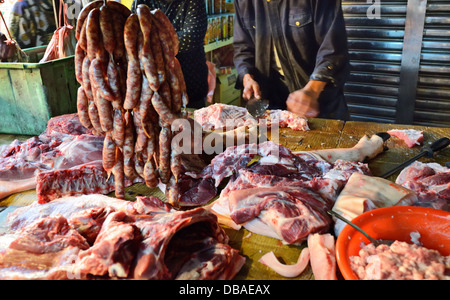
[174,57,188,108]
[112,148,125,199]
[134,153,145,178]
[78,20,88,51]
[123,111,137,179]
[166,175,179,207]
[167,66,182,114]
[107,58,123,106]
[151,10,175,70]
[112,108,125,148]
[151,91,178,125]
[86,8,105,62]
[144,159,158,188]
[95,89,114,132]
[99,5,115,56]
[123,14,142,110]
[124,14,140,61]
[82,56,94,101]
[137,5,164,91]
[123,60,142,110]
[75,43,85,85]
[158,125,171,184]
[139,74,154,122]
[103,131,117,174]
[75,0,103,39]
[112,12,126,61]
[77,86,92,129]
[88,100,104,135]
[91,58,116,102]
[133,107,148,155]
[152,9,179,55]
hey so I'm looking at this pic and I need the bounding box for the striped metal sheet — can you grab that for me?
[342,0,450,127]
[415,0,450,127]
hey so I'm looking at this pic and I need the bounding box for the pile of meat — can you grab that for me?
[350,240,450,280]
[0,194,244,280]
[193,103,310,132]
[396,161,449,211]
[74,1,187,204]
[0,114,133,203]
[190,141,372,244]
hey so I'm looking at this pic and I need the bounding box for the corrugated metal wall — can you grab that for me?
[342,0,450,127]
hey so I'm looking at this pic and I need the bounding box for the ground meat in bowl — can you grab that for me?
[350,241,450,280]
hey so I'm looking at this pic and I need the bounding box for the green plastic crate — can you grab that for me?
[0,46,79,135]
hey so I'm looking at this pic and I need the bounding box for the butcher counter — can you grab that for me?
[0,118,449,280]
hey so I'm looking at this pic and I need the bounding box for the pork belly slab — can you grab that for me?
[0,194,244,280]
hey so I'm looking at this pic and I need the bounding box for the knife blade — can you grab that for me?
[246,97,269,118]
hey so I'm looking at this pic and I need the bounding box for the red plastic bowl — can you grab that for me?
[336,206,450,280]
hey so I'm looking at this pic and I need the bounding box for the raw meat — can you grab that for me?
[259,248,310,278]
[387,129,424,148]
[131,201,244,280]
[77,211,141,278]
[0,114,103,200]
[395,161,449,211]
[0,113,140,202]
[332,173,418,235]
[261,109,309,131]
[0,194,244,280]
[205,141,371,243]
[296,134,386,163]
[36,161,115,203]
[307,233,337,280]
[8,214,89,254]
[194,103,257,131]
[193,103,310,132]
[350,241,450,280]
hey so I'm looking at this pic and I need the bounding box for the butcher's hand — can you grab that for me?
[242,74,261,100]
[286,80,327,118]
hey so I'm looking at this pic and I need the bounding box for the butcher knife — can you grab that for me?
[246,97,269,118]
[381,137,450,178]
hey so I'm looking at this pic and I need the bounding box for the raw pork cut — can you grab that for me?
[261,109,309,131]
[0,114,103,200]
[193,103,309,132]
[0,194,244,280]
[387,129,424,148]
[307,233,337,280]
[259,248,310,278]
[203,141,371,244]
[332,173,418,235]
[395,161,449,211]
[0,113,140,203]
[194,103,257,131]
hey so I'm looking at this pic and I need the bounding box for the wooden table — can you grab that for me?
[1,118,449,280]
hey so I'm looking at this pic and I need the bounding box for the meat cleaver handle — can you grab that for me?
[422,137,450,158]
[381,137,450,178]
[375,132,391,142]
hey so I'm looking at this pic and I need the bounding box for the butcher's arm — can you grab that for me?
[309,0,350,87]
[233,0,258,90]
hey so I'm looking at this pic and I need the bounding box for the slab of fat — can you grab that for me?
[332,173,418,235]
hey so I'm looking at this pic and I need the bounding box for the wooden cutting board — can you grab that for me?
[1,118,449,280]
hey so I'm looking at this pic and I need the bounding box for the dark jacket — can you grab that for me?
[233,0,350,119]
[132,0,208,108]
